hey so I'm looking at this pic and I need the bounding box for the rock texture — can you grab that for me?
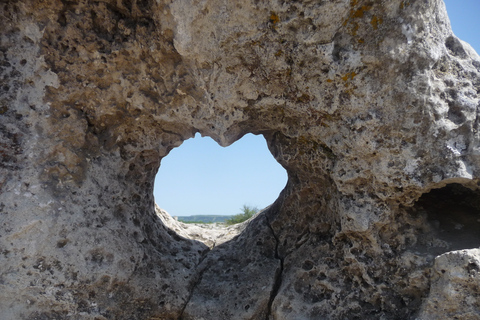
[156,206,246,248]
[1,0,479,319]
[418,249,480,320]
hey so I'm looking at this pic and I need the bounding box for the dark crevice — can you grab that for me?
[264,216,284,320]
[411,183,480,255]
[178,247,212,320]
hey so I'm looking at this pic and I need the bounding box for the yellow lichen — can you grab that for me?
[270,12,280,25]
[342,2,373,36]
[351,22,359,36]
[371,15,383,29]
[341,72,357,82]
[353,5,372,19]
[400,1,410,9]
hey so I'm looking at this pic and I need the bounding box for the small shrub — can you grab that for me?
[225,205,258,225]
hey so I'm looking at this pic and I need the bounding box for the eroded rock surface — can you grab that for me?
[1,0,479,319]
[156,206,246,248]
[418,249,480,319]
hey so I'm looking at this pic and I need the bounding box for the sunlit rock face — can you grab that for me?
[1,0,479,318]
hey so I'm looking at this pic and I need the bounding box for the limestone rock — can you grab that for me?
[1,0,480,319]
[418,249,480,319]
[156,205,245,248]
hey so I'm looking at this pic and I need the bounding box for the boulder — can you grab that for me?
[0,0,479,318]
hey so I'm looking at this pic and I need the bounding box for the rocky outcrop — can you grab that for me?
[1,0,479,319]
[418,249,480,319]
[156,206,246,248]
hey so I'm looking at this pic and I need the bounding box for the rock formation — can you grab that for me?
[156,205,246,248]
[1,0,479,319]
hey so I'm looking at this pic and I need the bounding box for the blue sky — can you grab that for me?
[155,133,288,216]
[154,1,480,217]
[443,0,480,52]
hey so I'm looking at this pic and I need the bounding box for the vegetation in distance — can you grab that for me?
[176,215,232,224]
[225,205,258,225]
[175,205,259,225]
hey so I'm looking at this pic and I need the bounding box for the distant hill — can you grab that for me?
[175,215,233,223]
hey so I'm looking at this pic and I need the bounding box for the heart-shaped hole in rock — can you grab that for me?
[154,132,287,248]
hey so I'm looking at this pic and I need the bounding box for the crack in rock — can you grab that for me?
[179,251,212,320]
[265,216,285,320]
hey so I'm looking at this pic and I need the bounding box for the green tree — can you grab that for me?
[225,205,259,225]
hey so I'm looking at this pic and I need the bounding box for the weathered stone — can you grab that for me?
[418,249,480,319]
[1,0,479,319]
[156,205,246,248]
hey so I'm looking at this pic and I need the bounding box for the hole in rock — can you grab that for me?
[412,183,480,256]
[445,35,468,59]
[153,133,288,247]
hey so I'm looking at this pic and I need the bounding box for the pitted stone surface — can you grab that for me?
[156,205,246,248]
[418,249,480,319]
[1,0,479,319]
